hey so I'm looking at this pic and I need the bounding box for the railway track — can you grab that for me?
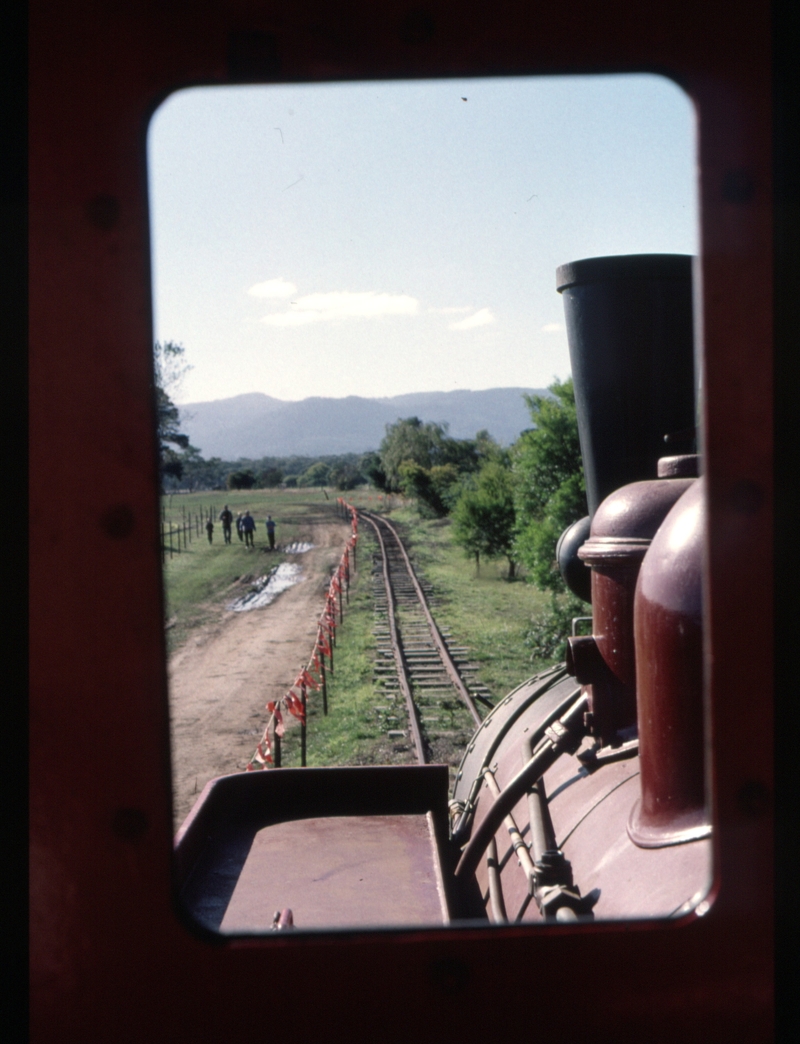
[359,510,493,776]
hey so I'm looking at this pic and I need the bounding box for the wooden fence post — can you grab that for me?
[320,652,328,715]
[272,715,281,769]
[300,677,307,768]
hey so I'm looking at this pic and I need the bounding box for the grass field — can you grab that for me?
[161,486,577,769]
[161,488,332,654]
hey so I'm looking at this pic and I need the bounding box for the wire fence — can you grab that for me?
[161,503,217,561]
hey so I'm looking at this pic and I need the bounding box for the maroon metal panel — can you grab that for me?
[30,2,773,1042]
[632,479,708,847]
[173,764,457,928]
[575,475,696,739]
[218,815,449,930]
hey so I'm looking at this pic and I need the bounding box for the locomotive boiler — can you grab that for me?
[175,253,712,930]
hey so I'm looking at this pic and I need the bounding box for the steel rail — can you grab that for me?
[364,511,483,727]
[359,513,427,763]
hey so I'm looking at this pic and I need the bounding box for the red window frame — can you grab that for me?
[30,2,774,1040]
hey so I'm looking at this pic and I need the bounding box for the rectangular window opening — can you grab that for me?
[147,74,711,935]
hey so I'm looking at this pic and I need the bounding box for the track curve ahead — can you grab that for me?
[359,510,492,772]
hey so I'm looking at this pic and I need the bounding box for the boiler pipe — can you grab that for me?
[486,837,508,924]
[455,695,587,881]
[483,769,537,889]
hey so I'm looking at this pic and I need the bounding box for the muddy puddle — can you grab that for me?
[227,563,304,612]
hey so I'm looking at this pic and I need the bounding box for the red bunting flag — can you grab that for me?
[285,693,306,724]
[300,668,319,691]
[273,705,285,736]
[255,741,273,765]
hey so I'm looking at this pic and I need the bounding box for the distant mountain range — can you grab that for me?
[178,388,546,460]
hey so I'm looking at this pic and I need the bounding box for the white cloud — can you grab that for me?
[248,278,298,299]
[261,290,420,326]
[541,322,564,333]
[449,308,495,330]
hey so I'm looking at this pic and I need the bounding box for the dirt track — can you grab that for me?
[168,518,350,832]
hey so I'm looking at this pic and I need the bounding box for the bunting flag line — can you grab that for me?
[246,498,360,770]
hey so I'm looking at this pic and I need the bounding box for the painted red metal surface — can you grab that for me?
[472,742,711,923]
[631,478,708,847]
[218,815,449,930]
[573,474,695,740]
[30,1,773,1042]
[174,765,458,930]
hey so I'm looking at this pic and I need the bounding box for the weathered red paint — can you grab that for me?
[574,475,695,740]
[174,764,458,929]
[30,1,774,1041]
[631,478,709,847]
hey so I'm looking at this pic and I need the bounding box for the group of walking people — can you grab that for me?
[205,506,277,550]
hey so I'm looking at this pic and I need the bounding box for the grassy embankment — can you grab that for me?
[161,488,325,654]
[161,487,573,770]
[275,522,381,769]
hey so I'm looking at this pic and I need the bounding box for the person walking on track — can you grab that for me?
[236,513,244,542]
[265,515,276,551]
[205,518,214,544]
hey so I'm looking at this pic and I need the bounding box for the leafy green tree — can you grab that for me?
[298,461,330,488]
[512,377,587,591]
[162,443,203,491]
[378,417,480,492]
[259,467,284,487]
[359,451,389,491]
[379,417,443,490]
[328,461,363,491]
[227,469,256,490]
[398,462,460,518]
[182,454,227,490]
[474,429,506,465]
[452,461,517,576]
[153,341,191,489]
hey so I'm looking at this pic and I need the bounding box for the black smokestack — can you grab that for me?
[556,254,697,517]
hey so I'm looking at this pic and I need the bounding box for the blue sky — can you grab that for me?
[147,75,698,405]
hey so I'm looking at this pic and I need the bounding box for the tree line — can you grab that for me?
[366,379,586,590]
[166,448,373,493]
[154,341,586,595]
